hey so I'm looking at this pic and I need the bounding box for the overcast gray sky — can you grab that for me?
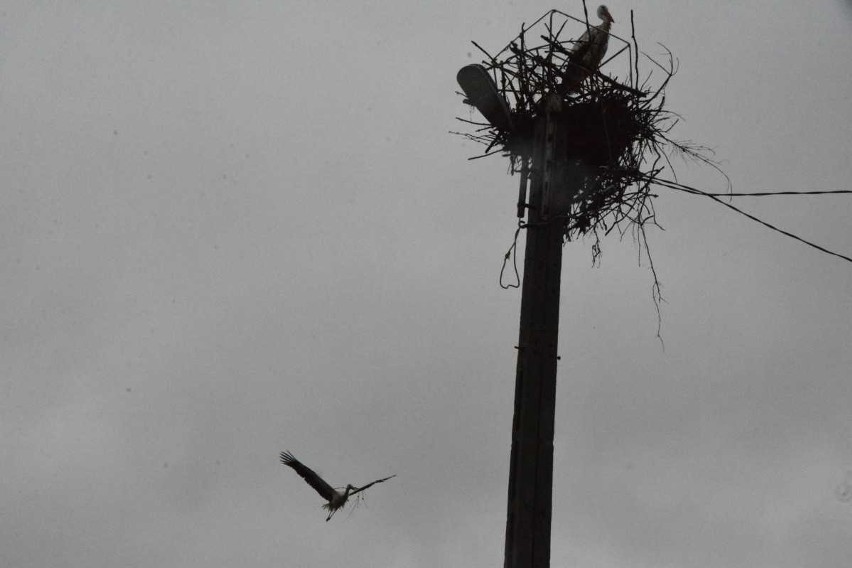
[2,1,851,567]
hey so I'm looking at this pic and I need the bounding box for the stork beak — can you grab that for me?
[604,8,614,23]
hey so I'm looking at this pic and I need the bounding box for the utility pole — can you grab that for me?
[456,17,628,568]
[457,9,659,568]
[503,94,569,568]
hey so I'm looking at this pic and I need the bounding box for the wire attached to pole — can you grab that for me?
[500,222,524,289]
[649,176,852,264]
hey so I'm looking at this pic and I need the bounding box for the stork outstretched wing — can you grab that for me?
[280,451,337,502]
[349,474,397,497]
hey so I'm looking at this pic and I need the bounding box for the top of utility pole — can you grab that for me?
[454,5,692,252]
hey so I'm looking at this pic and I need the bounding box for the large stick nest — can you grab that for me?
[455,8,711,248]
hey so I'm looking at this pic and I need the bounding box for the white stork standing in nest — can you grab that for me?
[280,451,396,521]
[559,5,615,94]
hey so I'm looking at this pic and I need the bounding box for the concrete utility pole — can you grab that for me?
[457,11,646,568]
[504,94,569,568]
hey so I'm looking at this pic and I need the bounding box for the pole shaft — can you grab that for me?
[504,95,566,568]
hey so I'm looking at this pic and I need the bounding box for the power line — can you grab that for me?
[692,189,852,197]
[646,176,852,264]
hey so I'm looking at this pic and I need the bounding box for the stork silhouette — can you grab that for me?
[280,451,396,521]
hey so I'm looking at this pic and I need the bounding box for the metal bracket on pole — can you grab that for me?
[517,158,529,218]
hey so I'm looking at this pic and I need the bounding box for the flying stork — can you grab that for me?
[280,451,396,521]
[559,5,615,94]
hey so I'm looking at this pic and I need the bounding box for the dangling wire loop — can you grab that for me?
[500,222,525,289]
